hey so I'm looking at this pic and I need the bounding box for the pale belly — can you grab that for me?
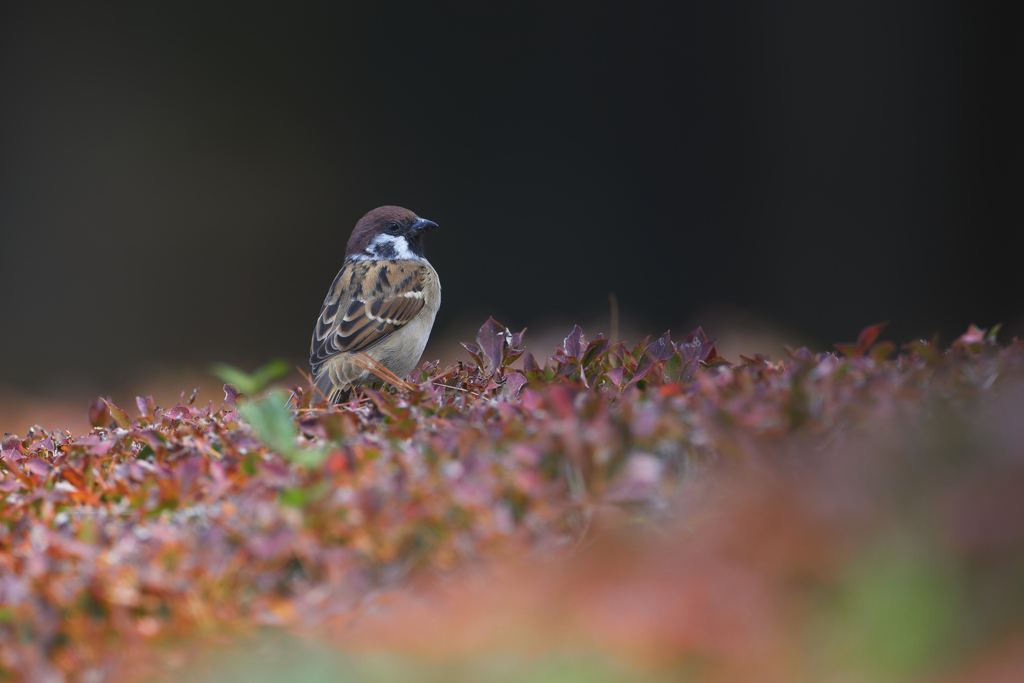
[366,264,441,380]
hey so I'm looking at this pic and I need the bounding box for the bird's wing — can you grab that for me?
[310,259,426,366]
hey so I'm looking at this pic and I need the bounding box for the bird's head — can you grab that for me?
[346,206,438,261]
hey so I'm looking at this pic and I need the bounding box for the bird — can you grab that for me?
[309,206,441,403]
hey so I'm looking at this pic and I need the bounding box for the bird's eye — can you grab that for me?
[386,222,400,233]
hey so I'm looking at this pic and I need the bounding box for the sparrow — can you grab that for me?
[310,206,441,403]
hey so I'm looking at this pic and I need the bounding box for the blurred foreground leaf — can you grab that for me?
[814,539,965,681]
[239,392,326,467]
[211,358,291,395]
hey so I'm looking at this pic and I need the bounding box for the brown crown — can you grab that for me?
[345,206,419,256]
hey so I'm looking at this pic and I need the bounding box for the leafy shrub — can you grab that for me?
[1,319,1022,681]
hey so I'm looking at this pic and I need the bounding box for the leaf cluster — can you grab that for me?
[0,319,1022,680]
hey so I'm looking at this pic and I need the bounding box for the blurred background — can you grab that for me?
[1,1,1020,431]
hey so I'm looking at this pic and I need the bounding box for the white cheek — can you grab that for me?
[363,234,419,260]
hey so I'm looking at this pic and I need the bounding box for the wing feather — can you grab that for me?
[310,260,426,367]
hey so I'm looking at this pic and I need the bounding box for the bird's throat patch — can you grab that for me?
[357,234,419,261]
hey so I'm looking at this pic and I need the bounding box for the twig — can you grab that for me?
[350,353,416,392]
[296,366,331,403]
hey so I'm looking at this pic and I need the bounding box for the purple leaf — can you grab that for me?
[477,317,509,372]
[1,433,23,453]
[88,440,114,456]
[648,331,675,362]
[503,372,528,399]
[581,338,610,369]
[502,327,528,367]
[460,341,485,370]
[627,333,675,388]
[503,348,526,367]
[680,356,701,384]
[679,327,714,363]
[630,335,652,359]
[628,353,657,388]
[523,352,542,374]
[509,327,527,348]
[164,406,190,420]
[563,325,584,361]
[136,395,156,417]
[25,458,50,477]
[222,384,242,408]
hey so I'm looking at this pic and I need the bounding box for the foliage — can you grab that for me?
[1,319,1023,682]
[209,359,291,396]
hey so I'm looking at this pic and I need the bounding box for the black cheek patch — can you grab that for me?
[374,242,398,259]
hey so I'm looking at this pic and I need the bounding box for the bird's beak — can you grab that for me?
[409,217,438,236]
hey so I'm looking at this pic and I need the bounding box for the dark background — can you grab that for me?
[1,1,1020,397]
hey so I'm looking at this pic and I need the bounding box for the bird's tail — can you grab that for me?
[313,364,349,405]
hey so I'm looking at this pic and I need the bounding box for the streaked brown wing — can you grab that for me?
[310,260,425,366]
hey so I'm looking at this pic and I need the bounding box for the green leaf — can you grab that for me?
[869,340,896,364]
[240,392,325,467]
[278,488,308,507]
[210,358,291,395]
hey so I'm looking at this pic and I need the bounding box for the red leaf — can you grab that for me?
[88,398,109,428]
[856,322,888,355]
[836,322,888,358]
